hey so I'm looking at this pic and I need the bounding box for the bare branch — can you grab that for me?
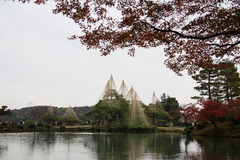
[206,41,240,48]
[145,21,240,40]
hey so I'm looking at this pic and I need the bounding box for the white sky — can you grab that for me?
[0,1,198,109]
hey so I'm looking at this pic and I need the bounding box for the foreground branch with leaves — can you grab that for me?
[8,0,240,75]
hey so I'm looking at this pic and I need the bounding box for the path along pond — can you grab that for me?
[0,132,240,160]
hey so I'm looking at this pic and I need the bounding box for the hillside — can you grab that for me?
[0,106,92,124]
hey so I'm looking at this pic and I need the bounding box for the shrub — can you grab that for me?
[185,126,195,135]
[59,125,66,132]
[60,116,81,125]
[25,120,36,129]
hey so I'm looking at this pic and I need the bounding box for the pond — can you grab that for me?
[0,132,240,160]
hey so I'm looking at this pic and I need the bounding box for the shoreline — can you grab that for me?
[0,124,185,133]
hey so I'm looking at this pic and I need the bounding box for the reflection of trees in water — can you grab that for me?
[179,136,203,160]
[84,133,183,160]
[179,135,240,160]
[193,136,240,160]
[147,133,182,159]
[0,144,8,158]
[2,133,239,160]
[86,133,150,160]
[24,132,57,155]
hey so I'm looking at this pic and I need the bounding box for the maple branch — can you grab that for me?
[206,40,240,48]
[145,21,240,40]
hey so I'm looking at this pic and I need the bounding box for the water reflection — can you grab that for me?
[193,136,240,160]
[0,132,240,160]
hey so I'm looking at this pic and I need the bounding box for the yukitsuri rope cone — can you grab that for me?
[126,87,149,125]
[62,106,78,119]
[118,80,129,98]
[101,75,149,125]
[151,92,166,112]
[45,106,55,116]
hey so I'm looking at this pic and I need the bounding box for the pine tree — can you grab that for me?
[191,67,220,101]
[219,61,240,101]
[192,61,240,102]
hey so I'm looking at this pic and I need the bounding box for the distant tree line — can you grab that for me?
[0,106,92,125]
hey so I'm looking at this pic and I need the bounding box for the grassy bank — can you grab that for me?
[157,127,185,133]
[0,123,185,133]
[191,122,240,138]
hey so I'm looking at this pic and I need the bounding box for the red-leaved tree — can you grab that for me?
[180,104,199,125]
[196,100,227,128]
[226,99,240,123]
[181,100,228,128]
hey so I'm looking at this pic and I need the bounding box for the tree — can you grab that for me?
[191,67,221,101]
[13,0,240,75]
[196,100,227,128]
[86,94,129,127]
[60,116,81,125]
[219,61,240,101]
[28,106,46,123]
[41,115,59,125]
[226,99,240,124]
[0,106,11,116]
[192,61,240,102]
[180,104,199,125]
[161,94,181,123]
[145,106,171,126]
[161,95,179,112]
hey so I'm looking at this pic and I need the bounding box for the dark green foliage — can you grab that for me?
[192,60,240,102]
[59,125,66,132]
[219,61,240,101]
[107,123,156,133]
[60,116,81,125]
[45,124,52,130]
[0,106,11,115]
[41,115,59,124]
[161,95,179,112]
[192,67,220,101]
[196,122,210,130]
[86,91,130,128]
[145,107,171,126]
[160,94,181,123]
[25,120,36,129]
[184,126,195,135]
[1,106,91,124]
[86,95,129,127]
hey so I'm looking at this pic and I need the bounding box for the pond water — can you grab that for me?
[0,132,240,160]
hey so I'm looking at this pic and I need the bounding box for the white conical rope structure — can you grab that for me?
[45,106,54,116]
[101,74,117,100]
[152,92,159,104]
[108,74,117,91]
[118,80,129,98]
[125,86,135,101]
[126,87,149,125]
[151,92,166,111]
[62,106,78,119]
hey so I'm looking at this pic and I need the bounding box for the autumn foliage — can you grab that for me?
[227,99,240,122]
[180,104,198,125]
[181,100,228,128]
[196,100,227,128]
[10,0,240,75]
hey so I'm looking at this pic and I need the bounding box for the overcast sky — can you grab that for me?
[0,1,198,109]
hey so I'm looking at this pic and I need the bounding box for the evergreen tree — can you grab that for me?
[191,67,220,101]
[160,94,181,123]
[219,61,240,101]
[86,92,129,127]
[192,61,240,102]
[0,106,11,115]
